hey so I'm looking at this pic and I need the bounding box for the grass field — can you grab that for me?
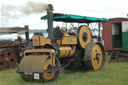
[0,56,128,85]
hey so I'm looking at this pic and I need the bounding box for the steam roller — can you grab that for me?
[17,4,105,82]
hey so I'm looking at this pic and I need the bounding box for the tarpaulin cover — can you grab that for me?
[41,13,109,23]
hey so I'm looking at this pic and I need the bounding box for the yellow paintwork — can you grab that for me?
[59,46,76,58]
[43,58,56,80]
[32,33,76,59]
[40,36,51,46]
[68,46,76,57]
[78,25,91,48]
[61,36,77,45]
[24,49,55,66]
[56,36,77,46]
[32,35,40,46]
[91,44,103,71]
[59,46,70,57]
[56,40,61,46]
[33,35,51,47]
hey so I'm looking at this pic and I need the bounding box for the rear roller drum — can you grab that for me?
[0,48,17,70]
[84,42,105,71]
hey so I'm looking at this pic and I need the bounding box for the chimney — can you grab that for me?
[46,4,54,43]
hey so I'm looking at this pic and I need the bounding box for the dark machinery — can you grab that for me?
[17,4,105,82]
[0,26,29,70]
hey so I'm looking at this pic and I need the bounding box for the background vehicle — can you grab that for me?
[103,18,128,62]
[0,26,29,70]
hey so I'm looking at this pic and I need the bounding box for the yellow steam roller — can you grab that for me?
[17,4,105,82]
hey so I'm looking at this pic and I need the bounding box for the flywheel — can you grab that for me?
[19,55,60,82]
[77,25,92,49]
[0,48,17,70]
[84,42,105,71]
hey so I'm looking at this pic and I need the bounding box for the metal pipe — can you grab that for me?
[46,4,54,43]
[98,22,101,41]
[24,25,29,46]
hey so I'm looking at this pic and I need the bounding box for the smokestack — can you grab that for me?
[46,4,54,43]
[24,25,29,46]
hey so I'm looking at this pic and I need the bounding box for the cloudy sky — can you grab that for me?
[0,0,128,29]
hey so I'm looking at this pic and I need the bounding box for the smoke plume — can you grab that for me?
[0,1,48,26]
[22,1,48,15]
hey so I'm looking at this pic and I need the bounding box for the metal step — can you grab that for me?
[109,51,120,63]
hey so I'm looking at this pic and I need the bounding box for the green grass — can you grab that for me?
[0,56,128,85]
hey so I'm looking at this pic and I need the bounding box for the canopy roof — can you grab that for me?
[41,13,109,23]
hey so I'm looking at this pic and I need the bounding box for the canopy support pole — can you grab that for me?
[98,22,101,41]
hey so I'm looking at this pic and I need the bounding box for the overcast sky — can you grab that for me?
[0,0,128,29]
